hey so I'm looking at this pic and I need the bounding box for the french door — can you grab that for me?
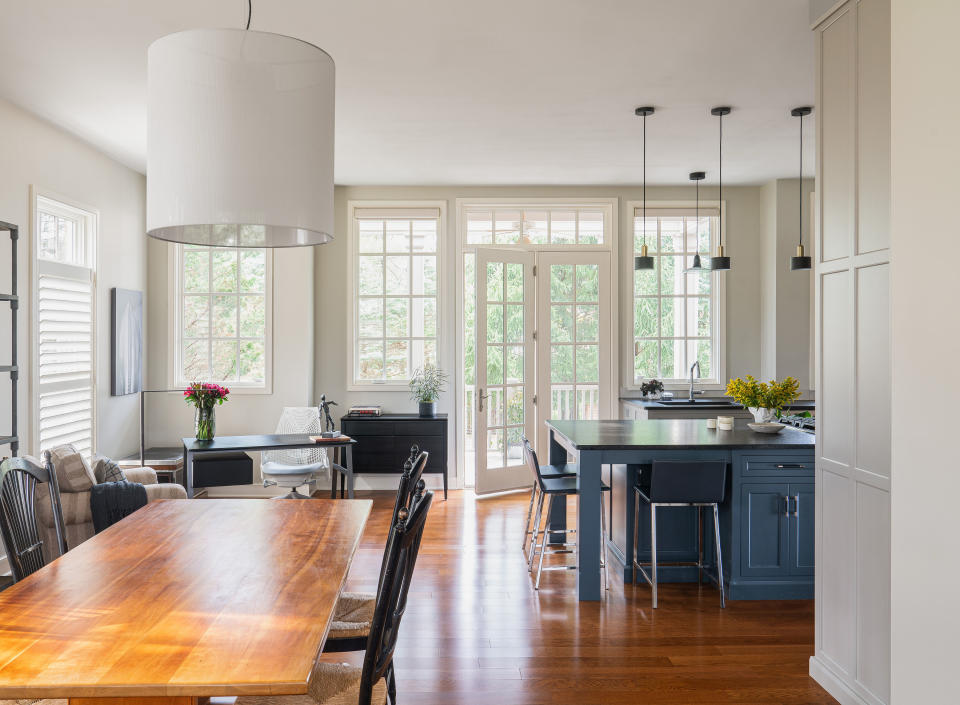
[474,248,612,495]
[475,249,536,494]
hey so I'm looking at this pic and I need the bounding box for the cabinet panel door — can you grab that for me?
[739,483,790,577]
[789,482,815,576]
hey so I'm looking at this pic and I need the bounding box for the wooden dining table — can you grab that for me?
[0,498,372,705]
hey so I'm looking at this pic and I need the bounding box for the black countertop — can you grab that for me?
[546,419,815,450]
[620,397,816,411]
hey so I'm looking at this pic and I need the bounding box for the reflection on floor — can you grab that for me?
[322,489,835,705]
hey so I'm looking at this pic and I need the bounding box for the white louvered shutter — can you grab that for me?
[36,261,94,455]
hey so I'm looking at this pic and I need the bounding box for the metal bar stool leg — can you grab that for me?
[633,486,641,584]
[528,490,546,571]
[697,505,704,586]
[535,495,553,590]
[650,503,658,609]
[522,485,537,552]
[713,503,726,608]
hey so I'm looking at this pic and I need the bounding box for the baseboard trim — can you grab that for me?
[809,656,875,705]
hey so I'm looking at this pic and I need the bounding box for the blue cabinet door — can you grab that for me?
[789,482,815,576]
[739,482,790,578]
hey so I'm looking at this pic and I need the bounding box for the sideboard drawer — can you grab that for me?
[342,419,395,436]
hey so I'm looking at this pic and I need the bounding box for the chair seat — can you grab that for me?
[237,662,386,705]
[328,591,375,640]
[539,463,577,478]
[541,476,611,495]
[261,461,327,476]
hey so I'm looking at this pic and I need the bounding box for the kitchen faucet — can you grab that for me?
[689,360,701,401]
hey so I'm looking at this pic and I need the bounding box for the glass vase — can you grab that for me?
[195,404,216,441]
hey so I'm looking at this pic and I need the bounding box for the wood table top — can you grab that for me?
[0,498,372,699]
[546,418,815,450]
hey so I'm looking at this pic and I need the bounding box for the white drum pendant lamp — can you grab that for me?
[147,28,335,247]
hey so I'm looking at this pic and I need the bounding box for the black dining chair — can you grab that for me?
[324,445,428,654]
[0,456,67,582]
[520,440,576,554]
[632,459,727,608]
[236,489,434,705]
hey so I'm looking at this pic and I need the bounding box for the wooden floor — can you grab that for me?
[322,490,836,705]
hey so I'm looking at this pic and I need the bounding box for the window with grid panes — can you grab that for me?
[353,208,440,385]
[632,208,721,384]
[176,245,271,388]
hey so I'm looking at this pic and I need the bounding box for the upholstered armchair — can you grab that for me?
[31,445,187,563]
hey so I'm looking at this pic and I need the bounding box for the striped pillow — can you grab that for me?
[46,444,96,492]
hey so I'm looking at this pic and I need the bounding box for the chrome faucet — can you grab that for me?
[689,360,701,401]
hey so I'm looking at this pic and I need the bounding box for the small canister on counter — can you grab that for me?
[717,415,735,431]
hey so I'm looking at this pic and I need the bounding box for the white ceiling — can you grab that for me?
[0,0,815,185]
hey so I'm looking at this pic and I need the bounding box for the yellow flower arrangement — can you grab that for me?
[725,375,800,416]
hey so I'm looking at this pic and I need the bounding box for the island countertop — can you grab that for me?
[546,418,815,451]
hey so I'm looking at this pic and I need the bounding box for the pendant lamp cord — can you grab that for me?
[696,178,699,255]
[718,112,722,250]
[798,112,803,248]
[642,112,647,248]
[246,0,252,30]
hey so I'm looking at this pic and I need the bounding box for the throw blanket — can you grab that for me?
[90,481,148,533]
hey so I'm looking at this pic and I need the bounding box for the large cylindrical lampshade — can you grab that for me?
[147,29,335,247]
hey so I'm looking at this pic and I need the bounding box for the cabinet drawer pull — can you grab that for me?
[794,493,800,517]
[783,496,791,516]
[776,463,806,469]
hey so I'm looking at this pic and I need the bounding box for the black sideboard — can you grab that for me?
[340,413,448,499]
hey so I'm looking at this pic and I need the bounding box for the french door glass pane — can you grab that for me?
[551,305,573,342]
[550,265,574,301]
[575,264,599,301]
[486,304,504,343]
[486,262,503,301]
[576,305,599,342]
[487,429,505,468]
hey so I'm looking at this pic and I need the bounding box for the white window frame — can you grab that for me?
[30,188,99,455]
[456,197,619,487]
[167,244,274,394]
[346,201,447,392]
[623,200,726,391]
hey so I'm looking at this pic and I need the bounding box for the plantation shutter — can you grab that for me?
[36,260,94,455]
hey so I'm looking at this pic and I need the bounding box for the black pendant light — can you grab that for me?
[708,107,731,270]
[790,107,813,270]
[684,171,707,273]
[634,106,656,270]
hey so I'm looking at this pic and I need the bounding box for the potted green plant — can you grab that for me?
[409,364,447,417]
[725,375,800,422]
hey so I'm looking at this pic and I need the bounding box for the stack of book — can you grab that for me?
[347,405,382,416]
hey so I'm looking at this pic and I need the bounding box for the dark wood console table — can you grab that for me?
[340,413,448,499]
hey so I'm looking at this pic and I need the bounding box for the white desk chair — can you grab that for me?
[261,407,329,499]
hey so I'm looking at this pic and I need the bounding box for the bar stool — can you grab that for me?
[632,460,727,608]
[521,443,577,555]
[522,437,609,591]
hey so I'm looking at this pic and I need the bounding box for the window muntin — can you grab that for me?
[34,196,96,455]
[175,245,271,388]
[464,207,605,245]
[632,210,720,384]
[353,210,440,385]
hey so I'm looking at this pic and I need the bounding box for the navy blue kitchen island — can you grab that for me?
[545,419,815,602]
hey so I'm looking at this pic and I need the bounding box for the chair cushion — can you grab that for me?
[236,662,386,705]
[262,461,327,476]
[541,476,611,495]
[47,445,95,492]
[91,455,126,483]
[540,463,577,478]
[123,467,159,485]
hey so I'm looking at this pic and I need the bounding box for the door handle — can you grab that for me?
[478,388,488,413]
[793,493,800,518]
[783,495,791,516]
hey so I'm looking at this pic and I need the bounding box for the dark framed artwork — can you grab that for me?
[111,288,143,396]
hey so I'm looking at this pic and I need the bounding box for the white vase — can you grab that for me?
[748,407,777,423]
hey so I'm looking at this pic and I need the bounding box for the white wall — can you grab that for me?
[145,240,315,494]
[890,0,960,700]
[760,178,815,392]
[0,98,147,459]
[317,184,770,488]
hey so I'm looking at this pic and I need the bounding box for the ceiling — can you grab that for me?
[0,0,815,185]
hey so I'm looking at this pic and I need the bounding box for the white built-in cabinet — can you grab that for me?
[810,2,891,704]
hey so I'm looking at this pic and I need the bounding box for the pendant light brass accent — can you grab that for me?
[634,106,656,270]
[790,106,813,270]
[708,107,731,270]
